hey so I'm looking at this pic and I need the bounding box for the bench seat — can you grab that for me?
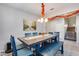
[38,41,63,56]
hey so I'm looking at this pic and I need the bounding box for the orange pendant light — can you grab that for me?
[37,3,48,23]
[41,3,45,17]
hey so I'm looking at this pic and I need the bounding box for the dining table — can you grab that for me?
[17,34,57,55]
[18,34,57,45]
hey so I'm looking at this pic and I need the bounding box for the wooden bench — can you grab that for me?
[37,41,63,56]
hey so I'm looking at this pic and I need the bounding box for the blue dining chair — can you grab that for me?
[54,32,60,42]
[48,32,60,43]
[32,32,44,55]
[32,32,38,36]
[44,32,53,44]
[10,35,33,56]
[25,32,32,37]
[48,32,53,35]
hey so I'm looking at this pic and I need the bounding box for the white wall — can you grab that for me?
[76,14,79,46]
[37,21,46,33]
[0,5,40,51]
[46,18,65,41]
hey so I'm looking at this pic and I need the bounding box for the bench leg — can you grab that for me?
[61,44,64,54]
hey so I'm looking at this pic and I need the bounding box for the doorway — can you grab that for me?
[64,16,76,41]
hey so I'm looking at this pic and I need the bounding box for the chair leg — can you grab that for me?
[61,44,64,54]
[54,37,57,43]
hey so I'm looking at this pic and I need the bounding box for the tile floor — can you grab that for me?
[56,40,79,56]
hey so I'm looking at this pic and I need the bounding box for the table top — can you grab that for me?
[18,34,56,45]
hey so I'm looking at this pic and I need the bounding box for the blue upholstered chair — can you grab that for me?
[48,32,60,43]
[32,32,38,36]
[25,32,41,54]
[31,32,45,55]
[25,32,32,37]
[48,32,53,35]
[54,32,60,42]
[10,35,33,56]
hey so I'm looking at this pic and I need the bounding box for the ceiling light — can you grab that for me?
[45,18,48,22]
[37,19,41,22]
[37,3,48,23]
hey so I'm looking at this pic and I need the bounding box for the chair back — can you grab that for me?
[32,32,38,36]
[10,35,17,56]
[54,32,59,42]
[48,32,53,35]
[25,32,31,37]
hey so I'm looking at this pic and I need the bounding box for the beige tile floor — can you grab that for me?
[56,40,79,56]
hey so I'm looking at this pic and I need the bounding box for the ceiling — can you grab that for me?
[2,3,79,17]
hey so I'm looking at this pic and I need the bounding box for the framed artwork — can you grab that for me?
[23,19,36,31]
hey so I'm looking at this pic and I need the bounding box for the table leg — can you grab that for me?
[61,44,64,54]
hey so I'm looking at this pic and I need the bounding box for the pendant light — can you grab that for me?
[37,3,48,23]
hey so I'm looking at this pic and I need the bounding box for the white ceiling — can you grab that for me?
[2,3,79,17]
